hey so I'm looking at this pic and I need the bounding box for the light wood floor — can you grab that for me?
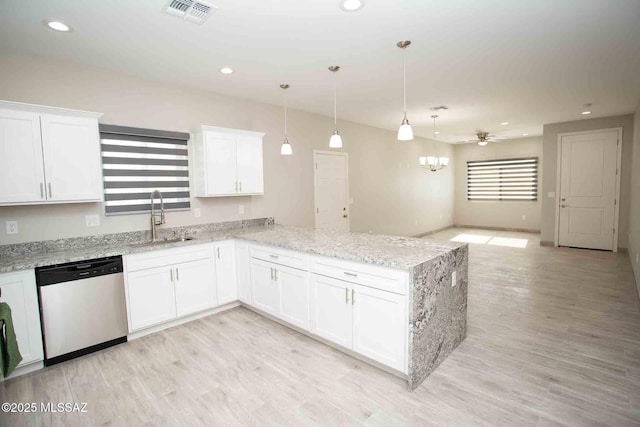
[2,228,640,426]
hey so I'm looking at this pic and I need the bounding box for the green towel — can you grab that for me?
[0,302,23,378]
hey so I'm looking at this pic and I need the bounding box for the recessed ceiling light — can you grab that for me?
[435,131,440,135]
[45,20,71,32]
[219,67,233,74]
[581,103,592,115]
[522,133,529,136]
[581,110,591,115]
[340,0,365,12]
[500,122,509,126]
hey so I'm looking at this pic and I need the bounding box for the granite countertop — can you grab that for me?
[0,221,464,273]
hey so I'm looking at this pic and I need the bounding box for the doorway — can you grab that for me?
[313,151,349,232]
[556,128,622,251]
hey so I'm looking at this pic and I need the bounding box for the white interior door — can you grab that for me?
[314,151,349,232]
[558,129,620,250]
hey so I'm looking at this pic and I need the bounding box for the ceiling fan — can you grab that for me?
[465,131,507,146]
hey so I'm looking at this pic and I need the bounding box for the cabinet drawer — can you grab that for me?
[125,243,214,272]
[311,255,408,295]
[250,244,310,271]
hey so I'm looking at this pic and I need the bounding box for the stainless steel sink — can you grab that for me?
[130,236,196,247]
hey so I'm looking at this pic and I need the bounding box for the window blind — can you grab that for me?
[467,157,538,201]
[99,125,191,215]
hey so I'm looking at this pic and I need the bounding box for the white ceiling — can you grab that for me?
[1,0,639,142]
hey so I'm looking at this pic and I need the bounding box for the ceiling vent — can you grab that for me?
[164,0,217,24]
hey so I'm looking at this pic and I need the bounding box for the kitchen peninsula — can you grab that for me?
[0,218,467,390]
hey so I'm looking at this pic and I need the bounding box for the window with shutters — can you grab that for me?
[467,157,538,201]
[99,125,191,215]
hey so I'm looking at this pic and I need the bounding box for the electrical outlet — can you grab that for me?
[451,271,457,287]
[194,208,201,218]
[5,221,18,235]
[239,205,245,215]
[636,253,639,264]
[85,215,100,227]
[522,215,526,221]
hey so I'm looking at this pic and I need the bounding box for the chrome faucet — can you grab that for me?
[150,189,165,242]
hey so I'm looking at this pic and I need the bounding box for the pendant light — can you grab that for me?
[419,115,449,172]
[328,65,343,148]
[280,84,292,156]
[397,40,413,141]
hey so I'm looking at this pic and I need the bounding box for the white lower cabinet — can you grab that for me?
[310,274,352,348]
[214,241,237,305]
[127,266,176,331]
[174,258,216,317]
[276,264,310,330]
[311,273,407,372]
[235,241,251,303]
[352,284,406,372]
[250,258,280,316]
[0,270,44,367]
[124,244,216,332]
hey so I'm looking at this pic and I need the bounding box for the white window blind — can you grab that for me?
[99,125,191,215]
[467,157,538,201]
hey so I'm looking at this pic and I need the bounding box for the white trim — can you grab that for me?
[0,100,102,118]
[313,150,350,232]
[554,127,623,251]
[192,125,265,138]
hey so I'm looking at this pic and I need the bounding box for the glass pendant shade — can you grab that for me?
[478,140,488,146]
[419,156,427,166]
[427,156,437,166]
[439,157,449,166]
[398,119,413,141]
[281,138,292,155]
[329,131,343,148]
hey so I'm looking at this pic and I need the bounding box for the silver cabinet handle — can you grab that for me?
[352,289,355,305]
[345,287,349,303]
[239,181,242,192]
[269,254,279,259]
[40,183,44,199]
[344,271,357,277]
[48,183,52,198]
[274,268,278,281]
[170,269,174,282]
[176,267,179,281]
[217,248,220,259]
[270,267,274,280]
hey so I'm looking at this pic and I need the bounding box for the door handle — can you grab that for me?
[561,198,566,201]
[561,204,569,208]
[343,214,348,218]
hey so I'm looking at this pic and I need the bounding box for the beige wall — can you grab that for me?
[630,104,640,295]
[541,115,634,248]
[454,137,542,232]
[0,51,454,245]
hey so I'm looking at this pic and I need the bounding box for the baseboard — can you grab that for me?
[618,247,628,253]
[540,241,554,247]
[456,225,541,234]
[412,225,454,238]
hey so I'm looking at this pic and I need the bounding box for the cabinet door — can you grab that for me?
[0,270,44,366]
[127,266,176,331]
[40,114,102,202]
[235,241,251,304]
[276,265,310,331]
[310,274,352,348]
[174,258,216,317]
[352,284,406,372]
[236,134,263,194]
[204,132,237,196]
[0,109,46,204]
[215,241,237,305]
[250,258,279,316]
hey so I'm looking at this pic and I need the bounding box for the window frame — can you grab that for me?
[466,157,539,202]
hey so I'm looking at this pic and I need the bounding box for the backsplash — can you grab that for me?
[0,217,274,258]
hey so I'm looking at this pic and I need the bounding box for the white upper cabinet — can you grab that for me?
[192,126,264,197]
[0,101,103,206]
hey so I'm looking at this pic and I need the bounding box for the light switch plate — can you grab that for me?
[451,271,457,287]
[85,215,100,227]
[522,215,526,221]
[194,208,201,218]
[5,220,18,235]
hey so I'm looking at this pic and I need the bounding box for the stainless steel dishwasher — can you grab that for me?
[35,255,128,366]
